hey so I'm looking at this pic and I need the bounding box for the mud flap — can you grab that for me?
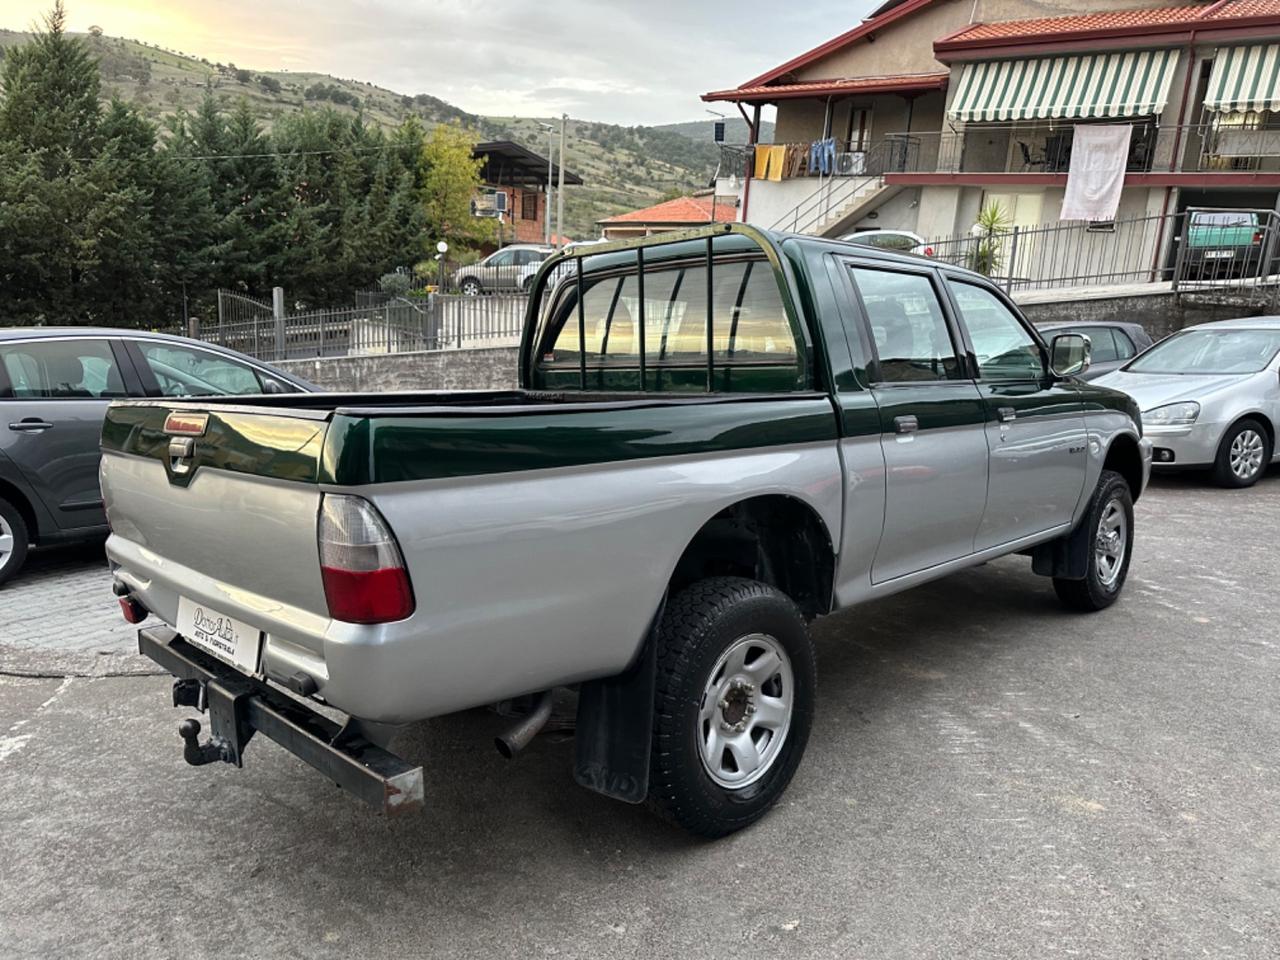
[1031,519,1091,581]
[573,602,662,804]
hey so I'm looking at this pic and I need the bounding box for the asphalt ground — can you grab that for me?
[1,469,1277,959]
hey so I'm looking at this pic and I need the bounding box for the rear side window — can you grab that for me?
[0,339,125,399]
[1113,328,1137,359]
[540,257,798,392]
[134,342,266,396]
[851,268,960,382]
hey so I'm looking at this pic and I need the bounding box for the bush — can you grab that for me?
[378,272,412,295]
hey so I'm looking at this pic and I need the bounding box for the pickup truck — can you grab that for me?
[102,225,1152,837]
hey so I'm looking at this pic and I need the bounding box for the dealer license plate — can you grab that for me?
[176,597,263,675]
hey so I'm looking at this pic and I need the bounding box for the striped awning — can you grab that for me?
[1205,44,1280,113]
[948,49,1179,122]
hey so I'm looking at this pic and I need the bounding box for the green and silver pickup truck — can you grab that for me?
[102,224,1151,837]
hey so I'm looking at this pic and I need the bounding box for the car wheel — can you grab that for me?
[459,278,482,297]
[1053,470,1134,612]
[1212,418,1271,488]
[646,577,815,838]
[0,497,31,587]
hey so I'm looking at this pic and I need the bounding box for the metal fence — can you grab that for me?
[205,288,526,363]
[919,207,1280,306]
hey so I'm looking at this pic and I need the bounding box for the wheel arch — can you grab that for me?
[666,494,836,620]
[0,476,39,542]
[1103,432,1146,502]
[1227,411,1275,448]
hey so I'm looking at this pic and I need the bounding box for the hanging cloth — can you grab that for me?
[1060,124,1132,221]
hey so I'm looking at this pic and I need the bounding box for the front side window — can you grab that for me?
[851,268,960,382]
[949,282,1043,380]
[0,339,125,399]
[135,342,266,396]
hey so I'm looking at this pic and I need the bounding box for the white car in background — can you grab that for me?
[839,229,935,258]
[518,239,609,292]
[1095,317,1280,488]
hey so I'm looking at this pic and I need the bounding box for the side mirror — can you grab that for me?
[260,377,291,395]
[1050,333,1091,378]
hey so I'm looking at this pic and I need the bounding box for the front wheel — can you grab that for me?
[458,278,482,297]
[0,497,31,587]
[1053,469,1134,612]
[647,577,815,838]
[1212,419,1271,489]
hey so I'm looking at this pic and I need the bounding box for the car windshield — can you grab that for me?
[1125,328,1280,375]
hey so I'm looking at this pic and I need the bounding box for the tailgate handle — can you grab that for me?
[168,437,195,474]
[8,419,53,432]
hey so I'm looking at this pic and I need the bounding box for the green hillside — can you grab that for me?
[655,117,777,145]
[0,28,722,239]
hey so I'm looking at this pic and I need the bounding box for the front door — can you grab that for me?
[845,264,990,583]
[944,279,1087,549]
[0,338,134,532]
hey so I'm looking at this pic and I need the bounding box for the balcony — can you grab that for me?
[874,118,1280,181]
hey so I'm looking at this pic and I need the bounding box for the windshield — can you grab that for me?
[1126,328,1280,375]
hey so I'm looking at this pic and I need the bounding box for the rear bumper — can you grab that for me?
[138,625,424,816]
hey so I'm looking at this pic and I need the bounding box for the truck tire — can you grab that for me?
[646,577,815,838]
[1212,418,1271,489]
[1053,470,1134,612]
[0,497,31,587]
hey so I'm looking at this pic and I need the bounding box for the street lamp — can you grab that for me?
[436,240,449,291]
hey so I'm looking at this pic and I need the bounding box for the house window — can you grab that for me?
[522,191,539,221]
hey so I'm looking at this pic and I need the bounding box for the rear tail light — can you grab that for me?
[1254,230,1264,245]
[119,597,148,624]
[318,495,415,624]
[924,246,935,257]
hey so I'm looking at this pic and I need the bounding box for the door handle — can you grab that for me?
[893,415,919,435]
[8,419,53,432]
[997,407,1017,423]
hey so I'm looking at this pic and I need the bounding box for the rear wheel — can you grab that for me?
[1053,470,1134,612]
[647,577,815,838]
[459,278,482,297]
[1212,419,1271,489]
[0,497,31,587]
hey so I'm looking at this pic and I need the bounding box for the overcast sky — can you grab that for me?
[7,0,879,124]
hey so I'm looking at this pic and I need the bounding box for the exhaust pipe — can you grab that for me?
[494,690,555,759]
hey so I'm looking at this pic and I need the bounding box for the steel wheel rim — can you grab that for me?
[1230,429,1265,480]
[1094,497,1127,589]
[0,514,12,570]
[697,633,794,790]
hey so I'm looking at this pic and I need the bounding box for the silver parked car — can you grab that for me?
[1095,317,1280,487]
[452,244,553,295]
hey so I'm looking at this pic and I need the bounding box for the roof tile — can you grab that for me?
[598,195,736,225]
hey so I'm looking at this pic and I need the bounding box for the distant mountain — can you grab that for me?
[0,28,724,239]
[656,118,777,145]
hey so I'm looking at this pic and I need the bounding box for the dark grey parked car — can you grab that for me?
[1036,321,1154,380]
[0,328,314,585]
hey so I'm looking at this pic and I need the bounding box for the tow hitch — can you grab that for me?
[139,626,424,816]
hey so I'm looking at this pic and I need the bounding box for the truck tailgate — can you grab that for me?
[101,403,331,655]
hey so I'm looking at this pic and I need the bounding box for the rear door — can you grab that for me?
[0,337,137,531]
[945,279,1087,550]
[844,263,990,583]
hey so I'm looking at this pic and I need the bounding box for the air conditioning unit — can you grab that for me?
[836,152,866,177]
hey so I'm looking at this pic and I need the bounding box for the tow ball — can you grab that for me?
[178,718,234,767]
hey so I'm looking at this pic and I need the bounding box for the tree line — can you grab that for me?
[0,4,491,329]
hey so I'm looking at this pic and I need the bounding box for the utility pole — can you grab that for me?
[540,122,555,246]
[556,113,567,249]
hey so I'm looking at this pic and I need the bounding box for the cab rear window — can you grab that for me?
[535,253,802,393]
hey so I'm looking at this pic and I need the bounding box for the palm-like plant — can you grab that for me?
[969,202,1012,277]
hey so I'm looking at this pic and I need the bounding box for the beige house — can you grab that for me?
[704,0,1280,277]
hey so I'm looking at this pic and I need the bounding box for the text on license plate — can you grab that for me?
[1204,250,1234,258]
[176,597,262,675]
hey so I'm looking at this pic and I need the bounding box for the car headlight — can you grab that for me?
[1143,401,1200,426]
